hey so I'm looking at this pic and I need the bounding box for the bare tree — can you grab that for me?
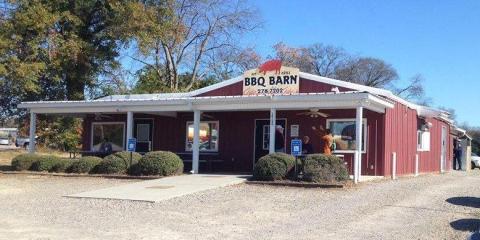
[334,57,398,87]
[272,42,312,72]
[273,42,348,78]
[393,73,433,105]
[305,43,347,77]
[118,0,261,92]
[205,47,263,80]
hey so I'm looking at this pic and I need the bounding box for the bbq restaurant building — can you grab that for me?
[19,63,454,182]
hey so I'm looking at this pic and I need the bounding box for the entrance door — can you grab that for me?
[134,119,153,153]
[441,126,447,172]
[254,119,286,163]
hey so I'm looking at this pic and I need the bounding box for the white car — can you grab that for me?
[472,153,480,169]
[0,137,10,145]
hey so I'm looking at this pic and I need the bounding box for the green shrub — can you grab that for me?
[266,152,295,173]
[11,154,40,171]
[67,156,103,174]
[134,151,183,176]
[50,159,73,173]
[253,153,295,181]
[93,151,142,174]
[30,155,63,172]
[303,154,349,183]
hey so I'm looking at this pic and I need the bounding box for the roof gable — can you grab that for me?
[188,72,450,121]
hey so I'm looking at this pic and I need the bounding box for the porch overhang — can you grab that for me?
[18,91,394,114]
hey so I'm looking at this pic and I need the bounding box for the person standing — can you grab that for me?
[312,125,334,155]
[454,141,463,170]
[99,137,113,157]
[274,125,285,153]
[302,135,314,154]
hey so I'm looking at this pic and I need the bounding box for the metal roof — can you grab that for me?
[18,70,450,122]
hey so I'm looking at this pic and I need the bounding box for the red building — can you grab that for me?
[19,64,454,182]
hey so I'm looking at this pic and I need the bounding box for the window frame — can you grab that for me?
[326,118,367,154]
[185,121,220,152]
[417,130,431,152]
[90,122,126,151]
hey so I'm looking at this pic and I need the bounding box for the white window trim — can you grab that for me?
[326,118,367,154]
[417,130,431,152]
[90,122,126,151]
[185,120,220,152]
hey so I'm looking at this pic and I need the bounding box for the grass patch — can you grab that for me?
[0,149,69,168]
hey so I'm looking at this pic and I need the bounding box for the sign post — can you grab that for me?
[127,138,136,166]
[291,139,302,181]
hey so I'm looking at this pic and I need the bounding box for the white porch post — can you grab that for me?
[28,111,36,153]
[269,108,276,154]
[126,111,133,151]
[192,110,201,174]
[354,106,363,184]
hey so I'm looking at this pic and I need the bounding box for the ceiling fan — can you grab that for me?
[296,108,330,118]
[94,113,113,120]
[201,113,215,120]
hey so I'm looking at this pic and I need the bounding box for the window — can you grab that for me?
[262,125,270,150]
[91,122,125,151]
[136,124,150,142]
[417,131,430,151]
[327,119,367,153]
[185,121,219,152]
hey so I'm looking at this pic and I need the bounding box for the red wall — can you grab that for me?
[82,109,384,174]
[196,78,353,97]
[383,102,453,176]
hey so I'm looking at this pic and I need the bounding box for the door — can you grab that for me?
[441,126,447,172]
[134,119,153,153]
[254,119,286,163]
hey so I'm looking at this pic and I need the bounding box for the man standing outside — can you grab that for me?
[274,125,285,153]
[454,141,463,170]
[312,125,333,155]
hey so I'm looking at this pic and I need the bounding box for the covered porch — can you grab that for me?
[19,92,394,183]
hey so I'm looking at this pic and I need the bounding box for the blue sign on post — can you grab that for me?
[127,138,136,152]
[291,139,302,156]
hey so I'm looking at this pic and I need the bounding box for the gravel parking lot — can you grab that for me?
[0,171,479,240]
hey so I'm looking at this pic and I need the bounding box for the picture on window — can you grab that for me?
[186,121,219,151]
[92,122,125,151]
[327,119,366,152]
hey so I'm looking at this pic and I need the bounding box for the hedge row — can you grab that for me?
[252,153,349,183]
[10,151,184,176]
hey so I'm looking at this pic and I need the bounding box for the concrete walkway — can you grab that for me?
[67,174,248,202]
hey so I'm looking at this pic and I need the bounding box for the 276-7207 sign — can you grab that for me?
[243,60,300,95]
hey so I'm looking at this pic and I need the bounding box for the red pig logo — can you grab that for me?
[258,60,282,75]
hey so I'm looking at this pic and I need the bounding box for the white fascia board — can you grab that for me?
[23,92,390,114]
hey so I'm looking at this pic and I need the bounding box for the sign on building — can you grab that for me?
[243,60,300,95]
[291,139,302,156]
[127,138,136,152]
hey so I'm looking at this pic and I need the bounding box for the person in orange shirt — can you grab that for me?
[312,125,334,155]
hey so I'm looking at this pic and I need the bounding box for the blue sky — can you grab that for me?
[245,0,480,126]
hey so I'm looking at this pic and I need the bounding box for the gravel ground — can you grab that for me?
[0,171,479,240]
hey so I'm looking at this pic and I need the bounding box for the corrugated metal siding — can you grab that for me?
[383,102,453,176]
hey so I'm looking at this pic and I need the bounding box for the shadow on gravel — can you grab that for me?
[0,165,12,171]
[446,197,480,208]
[450,219,480,232]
